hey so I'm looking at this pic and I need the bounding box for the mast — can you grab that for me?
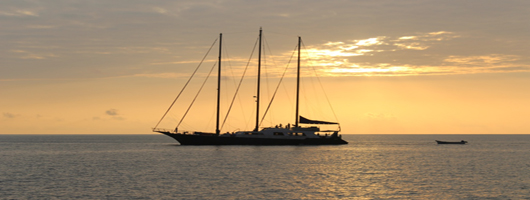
[216,33,222,135]
[254,28,262,131]
[295,36,301,127]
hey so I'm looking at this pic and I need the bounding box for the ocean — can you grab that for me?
[1,134,529,199]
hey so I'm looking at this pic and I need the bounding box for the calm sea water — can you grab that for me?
[1,134,529,199]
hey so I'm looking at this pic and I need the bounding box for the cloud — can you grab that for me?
[305,31,457,60]
[129,72,196,78]
[132,30,528,78]
[103,109,125,120]
[325,59,530,77]
[26,25,55,29]
[444,54,519,66]
[296,31,530,76]
[149,59,217,65]
[1,0,528,81]
[91,109,125,121]
[0,9,39,17]
[392,31,459,50]
[152,7,168,15]
[3,112,17,119]
[355,37,387,46]
[10,50,59,60]
[393,43,429,50]
[105,109,118,116]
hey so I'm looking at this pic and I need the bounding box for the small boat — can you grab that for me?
[436,140,467,144]
[152,29,348,145]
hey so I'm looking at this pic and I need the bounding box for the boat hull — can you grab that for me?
[160,132,348,145]
[435,140,467,144]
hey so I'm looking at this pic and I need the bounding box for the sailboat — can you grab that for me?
[153,29,348,145]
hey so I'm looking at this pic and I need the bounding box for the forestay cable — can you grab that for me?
[177,62,217,128]
[153,38,218,130]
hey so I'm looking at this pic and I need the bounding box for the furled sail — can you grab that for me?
[299,116,338,124]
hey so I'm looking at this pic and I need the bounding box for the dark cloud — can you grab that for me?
[1,0,529,80]
[105,109,118,116]
[3,112,16,118]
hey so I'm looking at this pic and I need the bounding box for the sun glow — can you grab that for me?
[328,66,413,76]
[290,31,529,77]
[103,31,529,79]
[355,37,386,46]
[304,48,362,60]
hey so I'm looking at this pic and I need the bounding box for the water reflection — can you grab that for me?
[0,134,528,199]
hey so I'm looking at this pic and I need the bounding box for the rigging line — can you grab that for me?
[223,41,239,92]
[262,35,272,124]
[220,38,247,128]
[281,78,294,111]
[259,44,298,127]
[259,34,285,126]
[153,38,218,130]
[301,40,340,123]
[221,36,259,130]
[221,39,235,128]
[177,62,218,128]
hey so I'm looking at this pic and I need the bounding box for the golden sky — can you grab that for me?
[1,0,530,134]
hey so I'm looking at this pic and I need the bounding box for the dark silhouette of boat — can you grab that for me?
[153,29,347,145]
[436,140,467,144]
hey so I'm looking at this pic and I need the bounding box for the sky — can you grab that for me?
[1,0,530,134]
